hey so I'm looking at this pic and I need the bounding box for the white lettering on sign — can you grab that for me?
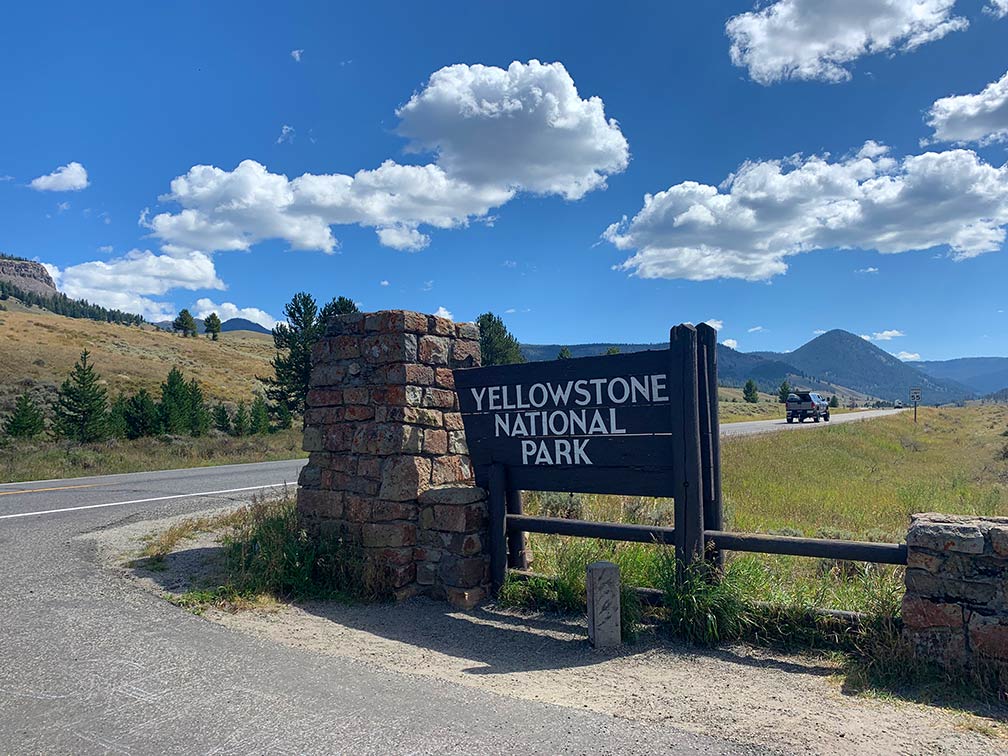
[472,373,665,466]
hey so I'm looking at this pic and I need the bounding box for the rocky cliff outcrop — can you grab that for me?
[0,258,58,297]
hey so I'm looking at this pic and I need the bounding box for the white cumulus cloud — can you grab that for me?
[379,279,389,286]
[605,142,1008,281]
[290,49,303,62]
[985,0,1008,17]
[434,306,453,320]
[855,266,879,273]
[726,0,967,85]
[30,161,89,192]
[722,338,738,349]
[704,319,724,330]
[192,298,277,330]
[46,248,224,322]
[925,69,1008,146]
[896,350,921,360]
[145,60,627,255]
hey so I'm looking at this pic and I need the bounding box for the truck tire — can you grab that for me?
[814,414,820,422]
[787,417,793,424]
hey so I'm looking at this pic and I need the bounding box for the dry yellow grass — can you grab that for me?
[0,308,275,404]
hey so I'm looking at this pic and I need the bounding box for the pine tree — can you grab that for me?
[231,402,249,436]
[3,392,45,439]
[213,403,231,434]
[264,292,325,417]
[159,367,191,434]
[124,389,160,439]
[203,312,222,341]
[172,308,198,337]
[273,401,292,430]
[476,312,524,366]
[186,379,211,436]
[249,396,270,435]
[777,380,791,403]
[320,295,359,326]
[829,395,839,408]
[107,395,129,439]
[605,346,621,355]
[53,350,108,442]
[557,346,572,360]
[743,379,759,404]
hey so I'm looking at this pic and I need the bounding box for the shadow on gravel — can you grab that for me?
[127,542,843,681]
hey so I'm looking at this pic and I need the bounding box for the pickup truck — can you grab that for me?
[785,391,830,423]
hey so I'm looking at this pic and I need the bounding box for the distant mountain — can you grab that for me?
[911,357,1008,396]
[0,256,58,297]
[749,330,973,403]
[221,317,270,334]
[520,329,975,403]
[153,317,270,335]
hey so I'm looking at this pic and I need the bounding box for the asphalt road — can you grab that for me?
[0,412,898,753]
[720,408,902,437]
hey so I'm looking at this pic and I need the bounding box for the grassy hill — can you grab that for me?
[0,306,275,412]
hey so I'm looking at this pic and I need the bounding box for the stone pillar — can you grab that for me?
[297,310,488,607]
[902,513,1008,678]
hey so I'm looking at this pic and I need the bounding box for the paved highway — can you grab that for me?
[0,412,900,752]
[720,407,902,437]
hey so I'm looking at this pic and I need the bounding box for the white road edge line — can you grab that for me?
[0,483,290,520]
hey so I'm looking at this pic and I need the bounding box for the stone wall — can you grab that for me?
[296,310,489,608]
[902,513,1008,677]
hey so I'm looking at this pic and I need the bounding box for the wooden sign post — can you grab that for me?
[454,322,721,590]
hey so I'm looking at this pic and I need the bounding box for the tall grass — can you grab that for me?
[0,427,306,483]
[140,495,392,611]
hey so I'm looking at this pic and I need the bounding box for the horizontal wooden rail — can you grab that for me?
[504,514,908,565]
[704,530,907,565]
[506,514,677,545]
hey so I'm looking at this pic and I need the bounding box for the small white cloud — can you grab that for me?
[925,69,1008,146]
[504,307,517,314]
[747,325,765,333]
[722,338,738,349]
[56,201,70,213]
[276,125,295,145]
[813,329,827,335]
[704,318,724,330]
[30,161,89,192]
[896,351,921,361]
[379,279,389,287]
[503,259,517,268]
[290,49,303,62]
[98,245,113,254]
[422,280,434,291]
[101,211,111,224]
[726,0,968,85]
[0,175,13,182]
[434,306,453,320]
[193,298,277,330]
[867,329,905,341]
[855,266,879,274]
[377,225,429,251]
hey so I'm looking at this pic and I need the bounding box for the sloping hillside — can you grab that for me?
[0,308,275,412]
[761,330,972,403]
[0,255,58,297]
[913,357,1008,396]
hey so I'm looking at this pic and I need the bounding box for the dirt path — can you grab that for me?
[97,511,1007,756]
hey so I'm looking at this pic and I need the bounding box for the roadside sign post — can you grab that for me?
[909,387,921,423]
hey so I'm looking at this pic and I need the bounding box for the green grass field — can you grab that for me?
[515,405,1008,615]
[0,428,306,484]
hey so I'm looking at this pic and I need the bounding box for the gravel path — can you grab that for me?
[98,509,1008,756]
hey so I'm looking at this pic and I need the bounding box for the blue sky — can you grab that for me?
[1,0,1007,360]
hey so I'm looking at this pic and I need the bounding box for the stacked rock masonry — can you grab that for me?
[902,513,1008,678]
[296,310,489,608]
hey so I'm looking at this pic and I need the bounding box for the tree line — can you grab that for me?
[1,350,281,442]
[0,278,144,326]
